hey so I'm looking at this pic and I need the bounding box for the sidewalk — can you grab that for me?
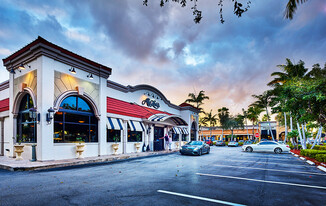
[0,149,178,171]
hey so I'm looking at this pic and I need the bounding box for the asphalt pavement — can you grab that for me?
[0,146,325,206]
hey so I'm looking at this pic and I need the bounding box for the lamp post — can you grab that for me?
[242,108,249,140]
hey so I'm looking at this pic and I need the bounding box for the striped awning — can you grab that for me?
[172,127,183,134]
[182,128,189,135]
[128,120,146,132]
[148,114,170,122]
[107,117,124,130]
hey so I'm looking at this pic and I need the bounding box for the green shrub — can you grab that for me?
[312,145,326,150]
[288,142,294,150]
[315,154,326,163]
[225,141,229,145]
[298,145,302,150]
[300,149,326,158]
[238,142,244,146]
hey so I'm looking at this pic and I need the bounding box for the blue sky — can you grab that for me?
[0,0,325,116]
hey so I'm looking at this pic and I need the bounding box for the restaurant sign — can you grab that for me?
[142,98,160,109]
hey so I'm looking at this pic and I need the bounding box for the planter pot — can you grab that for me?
[14,145,24,161]
[112,143,119,155]
[175,142,179,149]
[76,144,85,159]
[135,142,141,153]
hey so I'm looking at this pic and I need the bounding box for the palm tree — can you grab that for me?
[199,117,208,141]
[226,115,244,141]
[247,106,264,138]
[202,110,218,139]
[250,91,275,141]
[185,90,209,113]
[217,107,230,141]
[268,58,308,135]
[285,0,308,20]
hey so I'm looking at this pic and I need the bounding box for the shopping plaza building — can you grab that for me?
[0,37,199,161]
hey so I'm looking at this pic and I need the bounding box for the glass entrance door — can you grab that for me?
[154,127,164,151]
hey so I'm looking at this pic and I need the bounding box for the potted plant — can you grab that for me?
[13,135,25,161]
[111,134,120,155]
[134,133,141,153]
[76,137,85,159]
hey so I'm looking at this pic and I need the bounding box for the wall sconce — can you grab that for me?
[10,68,15,74]
[46,107,55,123]
[29,108,40,123]
[69,67,76,74]
[87,73,93,79]
[18,63,30,70]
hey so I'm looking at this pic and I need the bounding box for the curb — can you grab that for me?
[1,151,178,172]
[317,166,326,173]
[291,151,326,173]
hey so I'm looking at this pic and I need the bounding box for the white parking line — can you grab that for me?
[241,156,294,161]
[213,164,326,176]
[157,190,246,206]
[196,173,326,190]
[224,160,309,167]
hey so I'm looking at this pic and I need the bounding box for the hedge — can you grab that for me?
[315,154,326,163]
[238,142,244,146]
[300,149,326,158]
[312,145,326,150]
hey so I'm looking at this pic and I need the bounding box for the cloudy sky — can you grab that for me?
[0,0,325,117]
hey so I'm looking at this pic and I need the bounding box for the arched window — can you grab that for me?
[17,93,37,143]
[54,96,98,143]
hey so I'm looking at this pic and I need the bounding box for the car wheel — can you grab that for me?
[246,147,253,152]
[180,152,184,155]
[207,148,210,154]
[274,148,282,154]
[198,149,202,156]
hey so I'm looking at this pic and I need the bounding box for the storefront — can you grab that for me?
[0,36,199,161]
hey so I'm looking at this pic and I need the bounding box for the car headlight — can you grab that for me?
[194,147,199,151]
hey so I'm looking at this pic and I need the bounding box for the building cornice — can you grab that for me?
[2,36,112,79]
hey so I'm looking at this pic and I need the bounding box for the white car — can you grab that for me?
[242,141,290,154]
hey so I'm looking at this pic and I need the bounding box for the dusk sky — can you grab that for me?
[0,0,325,117]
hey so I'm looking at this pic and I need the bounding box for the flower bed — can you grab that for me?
[291,149,326,166]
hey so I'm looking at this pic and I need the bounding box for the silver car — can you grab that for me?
[180,141,210,156]
[242,141,290,154]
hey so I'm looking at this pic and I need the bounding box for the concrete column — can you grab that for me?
[123,121,128,154]
[37,56,54,161]
[8,72,14,157]
[98,77,107,156]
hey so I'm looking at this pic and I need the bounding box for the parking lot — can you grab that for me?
[1,146,326,206]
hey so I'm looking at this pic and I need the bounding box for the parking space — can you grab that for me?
[183,146,326,205]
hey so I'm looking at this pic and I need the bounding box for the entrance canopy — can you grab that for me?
[148,114,188,126]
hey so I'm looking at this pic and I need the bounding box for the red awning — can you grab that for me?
[107,97,170,119]
[0,98,9,112]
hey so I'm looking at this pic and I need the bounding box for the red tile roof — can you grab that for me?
[0,98,9,112]
[107,97,171,118]
[179,102,198,110]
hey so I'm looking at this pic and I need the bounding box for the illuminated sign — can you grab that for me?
[142,98,160,109]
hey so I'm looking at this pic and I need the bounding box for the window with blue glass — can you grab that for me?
[16,94,37,143]
[54,96,98,143]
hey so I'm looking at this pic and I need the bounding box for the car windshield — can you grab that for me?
[188,141,203,146]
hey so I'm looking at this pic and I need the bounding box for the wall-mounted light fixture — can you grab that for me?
[18,63,30,70]
[46,107,55,123]
[87,73,93,79]
[29,108,40,123]
[69,67,76,74]
[10,68,15,74]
